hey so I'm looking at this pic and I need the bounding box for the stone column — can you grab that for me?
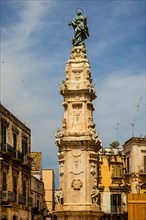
[55,46,104,220]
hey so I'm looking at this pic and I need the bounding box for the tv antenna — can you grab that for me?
[130,97,142,137]
[115,123,119,141]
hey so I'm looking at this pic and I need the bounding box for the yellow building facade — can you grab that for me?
[123,137,146,194]
[42,169,55,219]
[98,147,128,220]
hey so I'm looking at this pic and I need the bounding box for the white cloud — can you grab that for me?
[94,71,145,147]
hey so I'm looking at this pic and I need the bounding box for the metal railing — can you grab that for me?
[27,196,33,206]
[18,194,26,205]
[0,191,33,207]
[2,190,16,202]
[111,206,123,214]
[1,143,32,166]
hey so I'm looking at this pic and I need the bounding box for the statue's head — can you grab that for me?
[76,8,83,16]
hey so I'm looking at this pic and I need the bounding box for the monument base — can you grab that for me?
[54,204,104,220]
[54,210,104,220]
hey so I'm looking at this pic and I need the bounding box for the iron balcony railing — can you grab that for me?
[18,194,26,205]
[111,206,123,214]
[1,190,16,202]
[1,144,14,156]
[1,191,32,207]
[1,143,32,166]
[27,196,33,207]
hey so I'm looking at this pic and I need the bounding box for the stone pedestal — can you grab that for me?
[55,211,103,220]
[55,46,104,220]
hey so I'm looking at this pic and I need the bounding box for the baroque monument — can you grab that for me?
[55,9,104,219]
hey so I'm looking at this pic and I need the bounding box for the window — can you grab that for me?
[127,157,130,172]
[111,194,121,207]
[22,139,28,156]
[1,124,6,150]
[112,165,122,178]
[2,171,7,191]
[13,133,17,150]
[111,194,122,213]
[13,176,17,193]
[13,133,17,157]
[13,176,17,202]
[22,180,26,196]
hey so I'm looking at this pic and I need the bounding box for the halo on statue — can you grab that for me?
[76,8,84,15]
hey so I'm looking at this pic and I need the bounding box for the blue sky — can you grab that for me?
[1,0,145,187]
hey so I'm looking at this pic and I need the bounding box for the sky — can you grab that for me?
[1,0,145,188]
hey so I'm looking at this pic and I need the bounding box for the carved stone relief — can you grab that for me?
[70,151,84,175]
[72,69,82,81]
[70,46,87,60]
[71,179,83,190]
[72,104,82,130]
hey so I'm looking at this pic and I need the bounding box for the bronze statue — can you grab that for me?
[69,8,89,46]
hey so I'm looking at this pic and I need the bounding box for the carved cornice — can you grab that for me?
[109,186,125,192]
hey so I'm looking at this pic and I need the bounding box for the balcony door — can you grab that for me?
[111,194,121,213]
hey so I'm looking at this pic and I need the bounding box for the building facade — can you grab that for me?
[0,104,32,220]
[31,152,44,219]
[42,169,55,219]
[123,137,146,193]
[98,147,128,220]
[31,175,44,220]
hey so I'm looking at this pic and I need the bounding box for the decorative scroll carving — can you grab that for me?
[70,46,87,60]
[58,152,64,160]
[71,179,83,190]
[90,162,96,176]
[62,118,67,129]
[91,186,99,204]
[55,129,64,144]
[59,162,64,176]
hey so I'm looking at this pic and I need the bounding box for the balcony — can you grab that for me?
[1,190,16,203]
[1,144,14,157]
[18,194,26,205]
[111,206,123,214]
[27,196,33,207]
[1,143,32,166]
[23,155,32,167]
